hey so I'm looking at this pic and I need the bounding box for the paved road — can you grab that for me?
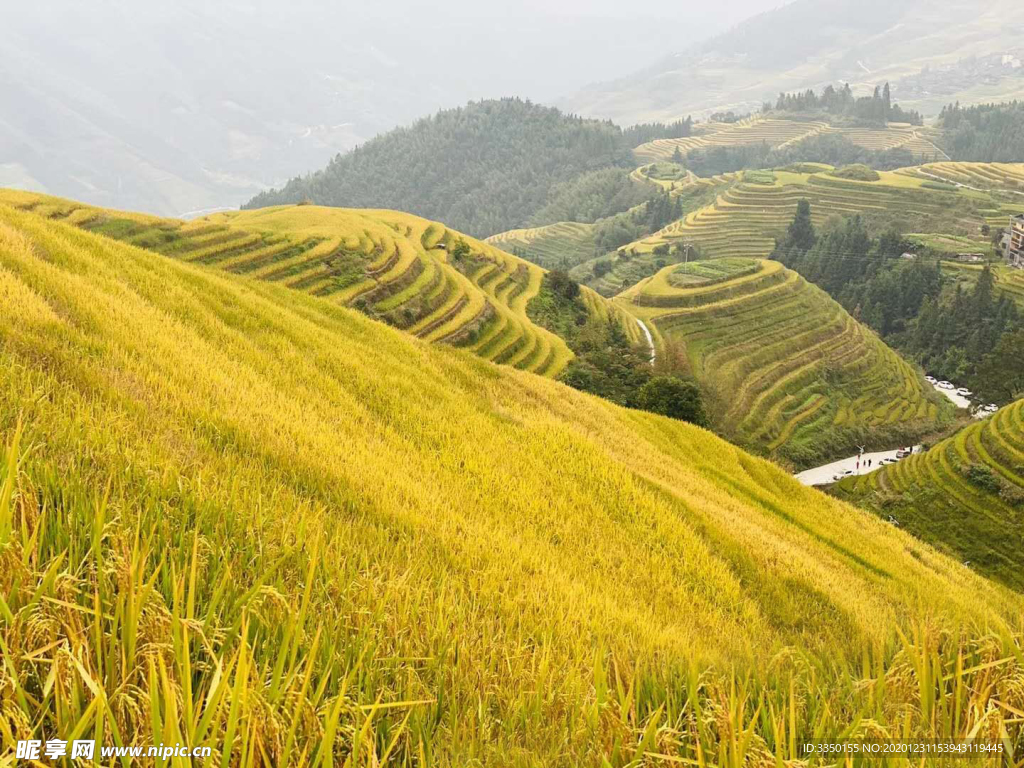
[931,382,973,409]
[795,446,920,486]
[636,319,655,364]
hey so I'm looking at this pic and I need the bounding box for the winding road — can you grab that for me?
[795,446,920,486]
[636,318,655,364]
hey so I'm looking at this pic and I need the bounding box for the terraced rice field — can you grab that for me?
[4,202,1023,762]
[942,261,1024,308]
[629,164,738,196]
[588,164,1024,295]
[1,190,641,378]
[820,123,948,158]
[485,221,596,269]
[837,400,1024,590]
[633,117,832,163]
[633,117,947,164]
[617,259,951,466]
[898,161,1024,193]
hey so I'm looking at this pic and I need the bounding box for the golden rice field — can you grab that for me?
[898,161,1024,192]
[2,200,1024,764]
[589,164,1024,295]
[836,400,1024,592]
[0,190,640,379]
[629,164,738,196]
[633,116,948,164]
[485,221,597,270]
[633,117,833,163]
[617,259,953,467]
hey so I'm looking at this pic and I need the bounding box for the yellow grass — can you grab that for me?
[3,200,1023,763]
[0,191,642,379]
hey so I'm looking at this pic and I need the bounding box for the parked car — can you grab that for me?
[956,387,972,396]
[938,381,954,390]
[832,469,855,482]
[896,447,913,459]
[925,375,937,384]
[984,403,999,413]
[878,457,897,466]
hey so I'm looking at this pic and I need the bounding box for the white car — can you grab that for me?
[925,375,937,384]
[938,381,954,390]
[878,457,897,466]
[832,469,855,482]
[985,403,999,413]
[956,387,972,396]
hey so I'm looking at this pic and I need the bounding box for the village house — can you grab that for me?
[1008,214,1024,269]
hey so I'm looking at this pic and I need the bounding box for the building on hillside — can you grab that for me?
[1009,214,1024,269]
[956,253,985,263]
[900,252,917,260]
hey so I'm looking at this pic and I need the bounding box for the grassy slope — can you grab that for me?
[2,202,1022,763]
[617,259,952,467]
[0,190,644,379]
[836,400,1024,591]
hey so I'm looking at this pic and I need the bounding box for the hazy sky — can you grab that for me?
[1,0,789,214]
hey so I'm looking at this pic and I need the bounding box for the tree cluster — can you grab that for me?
[529,168,657,227]
[769,83,922,125]
[683,133,933,178]
[527,271,707,426]
[621,117,693,148]
[938,102,1024,163]
[591,191,683,254]
[774,202,1021,404]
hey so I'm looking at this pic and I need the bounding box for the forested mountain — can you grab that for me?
[938,102,1024,162]
[527,168,657,227]
[247,99,653,237]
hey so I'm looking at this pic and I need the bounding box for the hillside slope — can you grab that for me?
[244,99,633,238]
[1,190,642,378]
[617,259,952,466]
[633,115,948,164]
[836,400,1024,590]
[585,163,1024,295]
[562,0,1024,124]
[2,202,1021,762]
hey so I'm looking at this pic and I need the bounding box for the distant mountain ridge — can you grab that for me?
[561,0,1024,125]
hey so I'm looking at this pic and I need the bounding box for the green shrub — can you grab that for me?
[962,463,1000,493]
[635,376,708,427]
[832,164,880,182]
